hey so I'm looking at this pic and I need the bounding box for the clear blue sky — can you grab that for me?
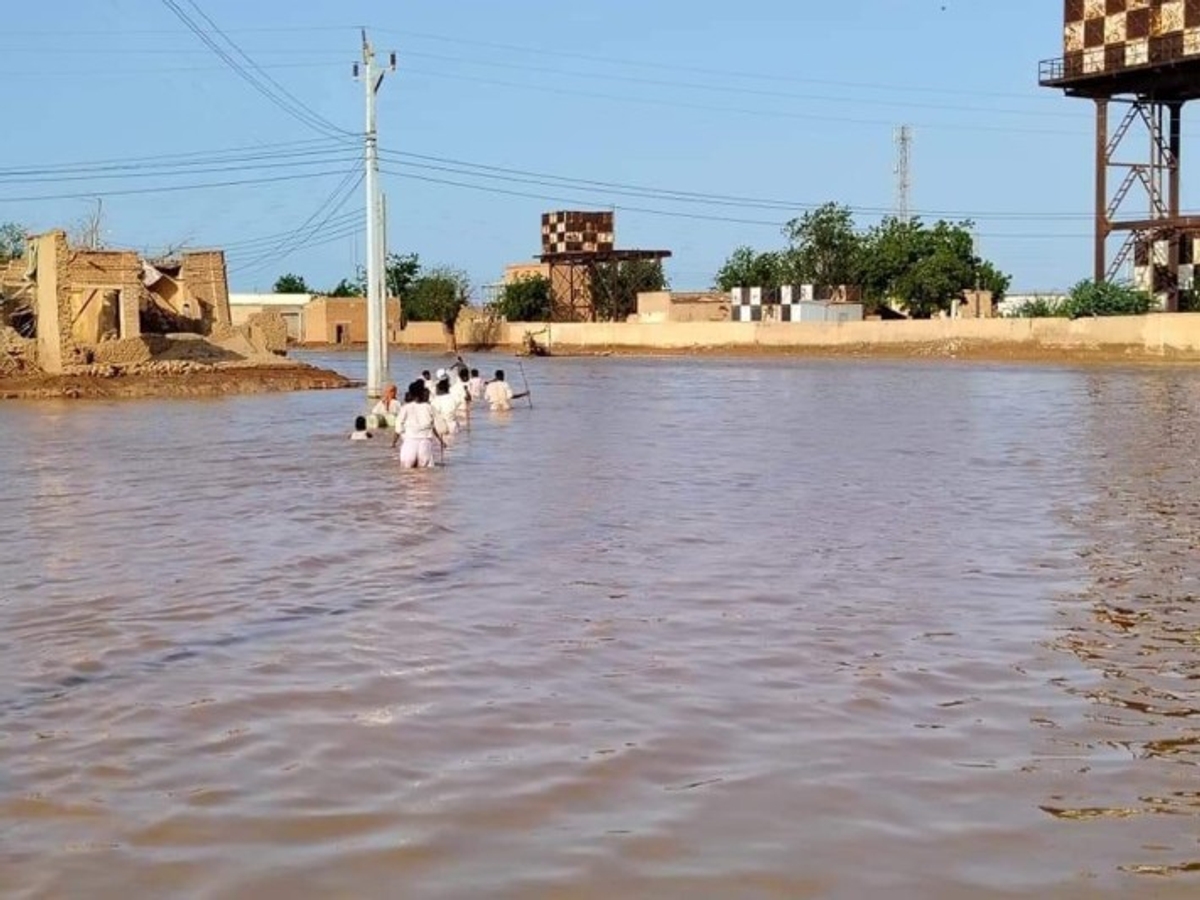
[3,1,1113,294]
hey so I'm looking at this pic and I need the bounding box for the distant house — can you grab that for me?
[228,293,312,341]
[300,296,401,345]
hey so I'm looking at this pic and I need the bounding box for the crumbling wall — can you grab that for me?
[247,310,288,354]
[67,248,143,341]
[31,231,70,374]
[1,257,28,290]
[181,250,231,327]
[0,326,36,375]
[92,335,168,366]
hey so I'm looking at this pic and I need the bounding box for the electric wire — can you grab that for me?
[179,0,356,138]
[158,0,354,140]
[218,210,360,254]
[0,168,355,203]
[379,149,1094,222]
[0,151,358,186]
[397,67,1087,138]
[394,48,1073,120]
[379,167,1094,239]
[0,138,347,177]
[372,27,1066,104]
[229,167,364,273]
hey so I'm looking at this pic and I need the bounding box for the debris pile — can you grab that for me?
[246,310,289,355]
[0,326,37,376]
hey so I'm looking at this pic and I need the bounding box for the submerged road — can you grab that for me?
[1,352,1198,898]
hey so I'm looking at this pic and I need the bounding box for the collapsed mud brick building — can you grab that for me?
[0,230,234,374]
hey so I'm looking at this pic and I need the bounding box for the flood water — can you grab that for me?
[2,351,1199,899]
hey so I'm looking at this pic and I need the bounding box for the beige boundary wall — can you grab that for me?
[340,314,1200,357]
[369,314,1200,356]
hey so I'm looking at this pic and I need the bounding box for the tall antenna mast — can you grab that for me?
[894,125,912,224]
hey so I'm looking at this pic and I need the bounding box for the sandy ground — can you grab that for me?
[0,363,357,400]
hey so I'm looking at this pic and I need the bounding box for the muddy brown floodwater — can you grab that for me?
[1,352,1199,899]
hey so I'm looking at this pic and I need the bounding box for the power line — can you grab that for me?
[0,149,356,185]
[230,167,363,273]
[379,148,1092,221]
[0,168,355,203]
[0,138,345,177]
[373,27,1063,104]
[178,0,354,139]
[378,166,1093,239]
[158,0,352,139]
[219,210,359,253]
[398,67,1087,138]
[392,48,1074,121]
[227,221,364,273]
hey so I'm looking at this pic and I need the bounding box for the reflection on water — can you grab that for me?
[1,353,1199,898]
[1042,372,1200,878]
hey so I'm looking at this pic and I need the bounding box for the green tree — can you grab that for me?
[782,202,861,287]
[590,259,667,321]
[859,217,1010,318]
[384,252,421,299]
[1062,280,1153,318]
[273,273,310,293]
[404,266,471,327]
[495,275,552,321]
[714,246,784,291]
[1005,295,1067,318]
[331,252,421,299]
[327,278,358,297]
[975,260,1011,302]
[0,222,27,262]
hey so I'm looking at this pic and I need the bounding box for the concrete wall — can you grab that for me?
[435,313,1200,355]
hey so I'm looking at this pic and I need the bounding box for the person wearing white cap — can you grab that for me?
[430,377,460,436]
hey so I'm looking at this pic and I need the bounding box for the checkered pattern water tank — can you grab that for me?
[1063,0,1200,78]
[541,211,616,255]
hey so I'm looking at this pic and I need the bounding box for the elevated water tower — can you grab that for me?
[1040,0,1200,311]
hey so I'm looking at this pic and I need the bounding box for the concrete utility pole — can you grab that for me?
[356,30,395,400]
[379,190,389,381]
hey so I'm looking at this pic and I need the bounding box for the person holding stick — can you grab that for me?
[484,369,529,412]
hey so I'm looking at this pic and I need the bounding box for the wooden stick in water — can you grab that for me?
[517,359,533,409]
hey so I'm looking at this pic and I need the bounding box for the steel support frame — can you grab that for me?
[1094,97,1184,311]
[547,260,594,322]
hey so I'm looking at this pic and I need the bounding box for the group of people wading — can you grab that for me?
[351,358,528,469]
